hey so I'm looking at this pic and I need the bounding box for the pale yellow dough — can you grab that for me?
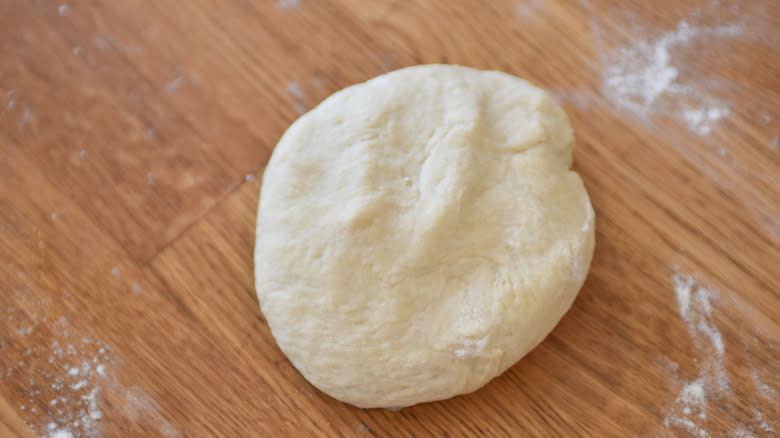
[254,65,595,408]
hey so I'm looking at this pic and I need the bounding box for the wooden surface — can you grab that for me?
[1,0,778,437]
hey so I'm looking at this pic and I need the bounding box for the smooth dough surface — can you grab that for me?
[254,65,595,408]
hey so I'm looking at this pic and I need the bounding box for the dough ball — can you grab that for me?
[254,65,595,408]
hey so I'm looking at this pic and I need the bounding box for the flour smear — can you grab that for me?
[660,272,777,437]
[602,20,741,135]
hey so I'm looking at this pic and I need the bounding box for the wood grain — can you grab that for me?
[1,0,778,437]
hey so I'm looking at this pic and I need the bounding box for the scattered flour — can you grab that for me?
[286,82,306,115]
[751,369,778,402]
[276,0,300,9]
[93,34,144,55]
[677,380,707,419]
[2,302,179,437]
[285,82,304,100]
[754,411,774,433]
[123,386,179,436]
[672,273,693,321]
[602,20,740,135]
[58,5,69,16]
[165,76,184,94]
[662,272,777,437]
[1,327,112,437]
[515,0,544,18]
[683,107,729,136]
[663,416,709,438]
[730,427,756,438]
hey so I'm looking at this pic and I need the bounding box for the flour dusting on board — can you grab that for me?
[286,82,307,115]
[2,294,179,437]
[276,0,300,9]
[2,317,113,437]
[659,271,778,437]
[514,0,545,18]
[663,273,727,437]
[602,20,740,135]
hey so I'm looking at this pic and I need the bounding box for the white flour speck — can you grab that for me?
[683,106,729,135]
[131,282,142,294]
[245,174,254,181]
[112,266,121,278]
[73,47,82,56]
[770,138,778,149]
[146,172,154,184]
[754,411,774,433]
[94,34,144,55]
[165,76,184,94]
[679,380,707,419]
[602,20,741,135]
[58,5,69,16]
[286,82,304,100]
[277,0,300,9]
[672,273,724,356]
[664,416,708,437]
[18,105,32,128]
[286,82,307,115]
[1,305,117,436]
[515,0,544,18]
[731,427,756,438]
[673,273,693,321]
[49,429,74,438]
[78,150,87,158]
[124,386,179,436]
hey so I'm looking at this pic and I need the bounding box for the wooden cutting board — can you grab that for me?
[1,0,777,436]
